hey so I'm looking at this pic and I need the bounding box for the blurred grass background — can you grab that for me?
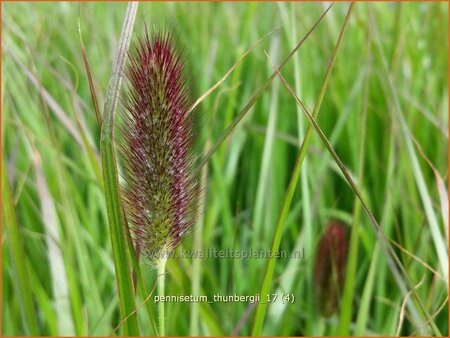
[2,2,448,336]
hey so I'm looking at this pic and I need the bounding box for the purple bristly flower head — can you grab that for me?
[314,222,348,317]
[118,27,199,264]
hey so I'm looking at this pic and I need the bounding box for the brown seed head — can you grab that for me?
[314,222,348,317]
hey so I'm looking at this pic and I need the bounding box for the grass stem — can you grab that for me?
[100,2,139,335]
[158,257,167,336]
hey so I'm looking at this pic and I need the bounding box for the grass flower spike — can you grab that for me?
[118,28,199,265]
[314,222,348,317]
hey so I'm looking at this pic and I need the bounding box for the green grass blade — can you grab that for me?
[251,5,354,336]
[2,157,39,335]
[34,152,75,335]
[272,52,441,336]
[74,112,103,189]
[100,2,140,335]
[371,8,448,279]
[199,4,333,169]
[78,4,102,128]
[337,19,372,335]
[3,44,84,148]
[251,33,280,265]
[355,137,396,335]
[190,142,210,336]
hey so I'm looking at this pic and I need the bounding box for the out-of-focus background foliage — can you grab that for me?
[2,2,448,336]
